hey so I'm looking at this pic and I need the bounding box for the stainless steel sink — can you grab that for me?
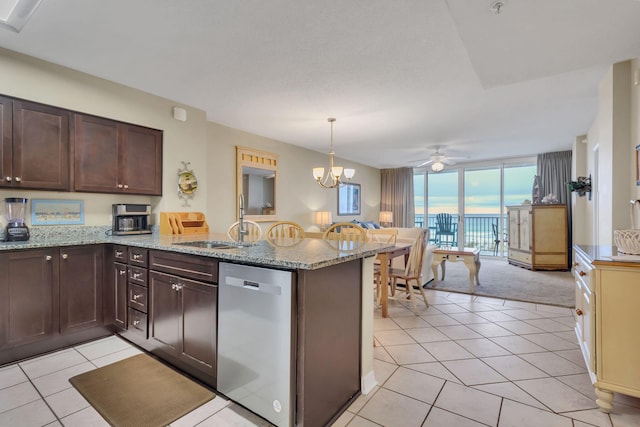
[173,241,254,249]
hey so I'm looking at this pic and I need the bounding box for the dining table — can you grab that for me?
[376,242,412,317]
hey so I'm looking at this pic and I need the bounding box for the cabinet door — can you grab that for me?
[508,209,519,249]
[0,96,12,187]
[120,125,163,195]
[0,249,57,348]
[73,114,120,193]
[12,100,70,190]
[518,209,531,251]
[114,262,128,330]
[59,245,104,334]
[149,271,180,352]
[181,280,216,375]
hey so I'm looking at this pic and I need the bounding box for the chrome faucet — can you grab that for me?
[238,193,248,245]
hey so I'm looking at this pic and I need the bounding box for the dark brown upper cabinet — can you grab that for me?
[73,113,163,196]
[0,97,70,191]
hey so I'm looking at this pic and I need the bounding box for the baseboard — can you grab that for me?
[361,370,378,394]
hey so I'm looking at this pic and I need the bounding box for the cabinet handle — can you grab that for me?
[14,177,21,182]
[119,269,126,276]
[172,283,184,291]
[62,253,68,260]
[45,255,52,261]
[576,309,583,316]
[133,293,142,300]
[578,270,586,277]
[132,254,141,260]
[115,250,123,257]
[133,319,140,326]
[5,176,11,182]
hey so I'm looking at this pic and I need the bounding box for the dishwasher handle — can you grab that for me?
[224,275,282,296]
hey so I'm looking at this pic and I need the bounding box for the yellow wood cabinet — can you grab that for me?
[573,246,640,412]
[507,204,568,270]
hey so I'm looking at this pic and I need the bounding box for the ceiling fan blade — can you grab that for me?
[441,159,457,165]
[415,159,435,167]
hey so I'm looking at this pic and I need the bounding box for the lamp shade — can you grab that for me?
[314,211,332,226]
[379,211,393,224]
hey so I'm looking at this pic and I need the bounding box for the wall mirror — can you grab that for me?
[236,146,278,221]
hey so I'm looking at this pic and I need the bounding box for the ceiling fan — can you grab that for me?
[412,147,466,171]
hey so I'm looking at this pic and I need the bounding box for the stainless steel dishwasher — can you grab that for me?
[217,262,294,427]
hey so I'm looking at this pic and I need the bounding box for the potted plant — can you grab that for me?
[567,175,592,199]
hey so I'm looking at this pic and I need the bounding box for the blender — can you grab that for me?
[5,198,29,241]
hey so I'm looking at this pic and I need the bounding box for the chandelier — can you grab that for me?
[312,118,355,188]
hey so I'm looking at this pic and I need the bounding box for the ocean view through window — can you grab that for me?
[414,162,536,255]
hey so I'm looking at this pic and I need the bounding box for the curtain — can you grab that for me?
[537,150,572,268]
[380,167,415,227]
[536,150,572,203]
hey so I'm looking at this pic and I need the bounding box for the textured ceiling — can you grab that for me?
[1,0,639,169]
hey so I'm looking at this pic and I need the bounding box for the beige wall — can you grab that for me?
[0,48,381,230]
[206,122,381,233]
[575,59,640,246]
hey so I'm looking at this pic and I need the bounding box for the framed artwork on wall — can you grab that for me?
[31,199,84,225]
[338,183,361,216]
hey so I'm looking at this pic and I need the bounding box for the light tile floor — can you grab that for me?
[1,289,639,426]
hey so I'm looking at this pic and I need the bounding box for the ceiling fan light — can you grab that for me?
[432,161,444,172]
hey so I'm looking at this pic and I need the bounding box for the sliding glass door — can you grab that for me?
[464,167,501,254]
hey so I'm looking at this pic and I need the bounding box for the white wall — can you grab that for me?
[576,59,640,246]
[0,48,381,231]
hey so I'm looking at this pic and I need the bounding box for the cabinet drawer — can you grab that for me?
[149,250,218,283]
[128,265,148,286]
[128,283,148,313]
[508,250,531,264]
[573,251,592,290]
[127,308,147,338]
[113,245,127,262]
[128,247,148,267]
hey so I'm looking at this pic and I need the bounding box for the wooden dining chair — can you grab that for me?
[227,220,263,242]
[388,228,429,314]
[266,221,305,246]
[322,222,367,251]
[367,228,398,244]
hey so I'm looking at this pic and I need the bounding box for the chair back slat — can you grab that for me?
[322,222,367,250]
[227,220,263,242]
[266,221,305,246]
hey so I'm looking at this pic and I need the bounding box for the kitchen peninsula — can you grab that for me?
[0,228,384,427]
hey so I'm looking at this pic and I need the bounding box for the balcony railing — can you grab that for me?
[415,214,508,256]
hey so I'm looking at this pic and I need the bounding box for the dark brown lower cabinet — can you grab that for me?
[0,246,109,365]
[0,248,58,350]
[149,270,216,380]
[113,262,127,330]
[59,245,103,334]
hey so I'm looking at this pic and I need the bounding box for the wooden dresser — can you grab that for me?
[507,204,568,270]
[573,245,640,412]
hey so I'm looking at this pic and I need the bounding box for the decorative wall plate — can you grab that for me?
[177,161,197,206]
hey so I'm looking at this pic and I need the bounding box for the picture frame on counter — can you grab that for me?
[31,199,84,225]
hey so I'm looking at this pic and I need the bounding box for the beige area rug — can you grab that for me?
[69,354,215,427]
[426,256,575,308]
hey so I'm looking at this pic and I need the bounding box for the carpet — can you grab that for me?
[69,354,215,427]
[426,256,575,308]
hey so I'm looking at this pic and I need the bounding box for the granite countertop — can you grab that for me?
[0,226,390,270]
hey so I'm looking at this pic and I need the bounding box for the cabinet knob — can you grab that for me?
[576,308,583,316]
[5,176,11,182]
[62,253,68,260]
[117,184,123,188]
[14,177,21,182]
[119,269,126,276]
[578,270,586,277]
[133,293,142,300]
[132,254,141,260]
[133,320,140,326]
[133,272,141,279]
[123,184,129,189]
[573,262,579,267]
[45,255,52,261]
[115,250,123,257]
